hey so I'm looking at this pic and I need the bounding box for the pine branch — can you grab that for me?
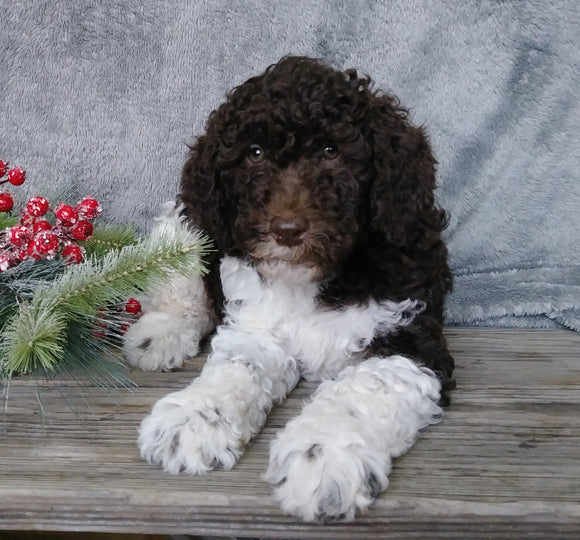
[1,301,67,374]
[43,221,211,319]
[83,224,137,258]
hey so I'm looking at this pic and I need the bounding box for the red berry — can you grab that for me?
[125,298,141,314]
[8,225,31,247]
[0,192,14,212]
[19,213,36,227]
[0,160,8,177]
[27,231,59,259]
[54,203,78,227]
[14,248,28,262]
[26,241,39,259]
[77,197,102,219]
[7,167,26,186]
[33,220,52,233]
[71,219,94,241]
[62,243,84,264]
[26,196,50,217]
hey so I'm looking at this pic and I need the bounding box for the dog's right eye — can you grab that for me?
[323,144,339,159]
[248,144,264,163]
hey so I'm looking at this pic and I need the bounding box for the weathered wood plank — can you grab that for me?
[1,328,579,538]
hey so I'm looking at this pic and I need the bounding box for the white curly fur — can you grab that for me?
[129,212,444,521]
[123,273,214,371]
[265,356,442,521]
[123,203,216,371]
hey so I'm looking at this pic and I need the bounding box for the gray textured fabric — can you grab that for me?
[1,0,578,330]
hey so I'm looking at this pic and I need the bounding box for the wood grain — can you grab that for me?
[1,328,579,538]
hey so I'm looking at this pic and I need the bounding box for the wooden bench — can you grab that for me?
[1,328,579,538]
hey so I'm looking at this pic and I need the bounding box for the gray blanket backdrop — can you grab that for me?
[1,1,578,330]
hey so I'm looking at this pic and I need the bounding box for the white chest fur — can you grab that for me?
[219,257,422,380]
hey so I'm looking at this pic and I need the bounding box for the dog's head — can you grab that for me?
[180,56,444,283]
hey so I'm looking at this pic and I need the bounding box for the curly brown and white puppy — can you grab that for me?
[124,56,455,522]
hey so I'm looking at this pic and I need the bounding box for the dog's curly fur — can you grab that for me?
[127,56,455,522]
[180,55,454,397]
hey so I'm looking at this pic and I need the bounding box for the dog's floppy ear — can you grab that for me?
[366,95,447,248]
[179,125,233,254]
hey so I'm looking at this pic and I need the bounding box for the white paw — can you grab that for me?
[138,387,243,474]
[123,311,202,371]
[265,420,388,522]
[265,356,443,522]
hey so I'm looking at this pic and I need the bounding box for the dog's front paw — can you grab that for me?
[138,388,243,474]
[265,422,388,522]
[123,311,202,371]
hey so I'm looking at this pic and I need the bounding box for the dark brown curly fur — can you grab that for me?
[179,56,455,403]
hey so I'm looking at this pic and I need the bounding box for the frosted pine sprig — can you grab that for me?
[83,224,137,258]
[43,217,211,319]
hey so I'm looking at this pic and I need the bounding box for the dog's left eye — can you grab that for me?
[248,144,264,162]
[323,144,339,159]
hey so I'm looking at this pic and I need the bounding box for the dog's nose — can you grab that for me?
[270,217,309,247]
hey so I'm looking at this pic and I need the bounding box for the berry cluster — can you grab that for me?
[0,160,102,272]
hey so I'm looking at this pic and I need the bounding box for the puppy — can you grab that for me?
[124,56,455,522]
